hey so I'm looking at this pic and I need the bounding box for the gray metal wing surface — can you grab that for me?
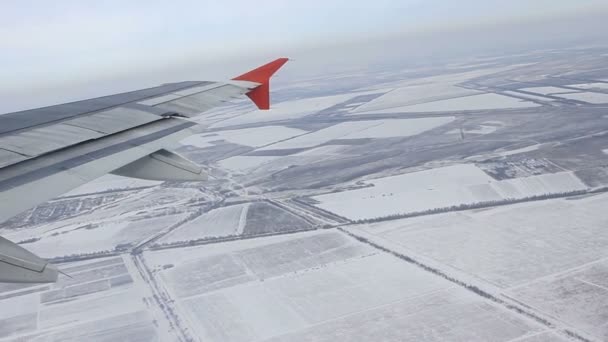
[0,58,288,283]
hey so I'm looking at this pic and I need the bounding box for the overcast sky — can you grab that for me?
[2,0,608,112]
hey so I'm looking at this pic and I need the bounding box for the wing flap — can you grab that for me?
[0,236,58,283]
[112,149,207,181]
[155,83,253,117]
[0,123,104,157]
[65,107,163,134]
[0,149,28,168]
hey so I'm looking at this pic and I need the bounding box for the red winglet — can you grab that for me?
[232,58,289,110]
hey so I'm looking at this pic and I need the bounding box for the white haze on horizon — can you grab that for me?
[1,0,607,113]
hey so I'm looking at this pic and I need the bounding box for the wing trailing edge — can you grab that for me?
[233,58,289,110]
[0,236,58,283]
[111,149,207,181]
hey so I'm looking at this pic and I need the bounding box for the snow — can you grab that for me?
[211,92,381,128]
[7,211,189,258]
[147,230,544,342]
[352,193,608,289]
[260,118,455,150]
[508,260,608,340]
[293,145,347,156]
[569,82,608,91]
[465,125,498,134]
[61,175,161,197]
[347,193,608,340]
[241,155,330,175]
[358,93,539,114]
[218,156,280,172]
[181,126,307,148]
[159,204,249,244]
[502,90,556,102]
[351,84,478,113]
[520,86,576,95]
[0,256,159,341]
[312,165,588,220]
[448,122,501,135]
[495,144,542,157]
[556,92,608,104]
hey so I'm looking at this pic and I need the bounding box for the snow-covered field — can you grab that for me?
[520,86,576,95]
[347,193,608,340]
[12,213,188,258]
[2,187,201,258]
[260,118,454,150]
[357,93,539,114]
[210,92,383,128]
[570,82,608,91]
[159,203,249,243]
[556,91,608,104]
[502,91,557,102]
[508,259,608,340]
[311,164,588,220]
[0,257,160,341]
[447,121,503,136]
[145,230,550,342]
[181,126,307,149]
[218,155,281,173]
[351,84,478,113]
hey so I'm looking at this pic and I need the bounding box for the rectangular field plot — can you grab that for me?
[507,260,608,340]
[181,125,307,148]
[0,256,160,341]
[350,193,608,288]
[6,311,159,342]
[218,155,280,172]
[311,164,587,220]
[519,86,576,95]
[265,289,547,342]
[13,212,188,258]
[243,202,313,236]
[147,230,550,342]
[260,118,455,150]
[357,93,539,114]
[159,204,249,244]
[351,83,478,113]
[557,91,608,104]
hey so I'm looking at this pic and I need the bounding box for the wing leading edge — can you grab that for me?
[0,58,289,283]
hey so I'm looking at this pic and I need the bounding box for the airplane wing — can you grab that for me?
[0,58,289,283]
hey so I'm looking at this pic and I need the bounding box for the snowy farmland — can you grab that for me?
[1,187,203,258]
[520,86,576,95]
[570,82,608,91]
[351,83,478,113]
[210,91,383,128]
[159,203,248,243]
[2,47,608,342]
[259,118,455,150]
[357,93,539,114]
[0,257,161,341]
[146,230,551,342]
[181,126,307,149]
[556,92,608,104]
[218,155,281,173]
[311,164,588,220]
[8,212,189,258]
[346,193,608,340]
